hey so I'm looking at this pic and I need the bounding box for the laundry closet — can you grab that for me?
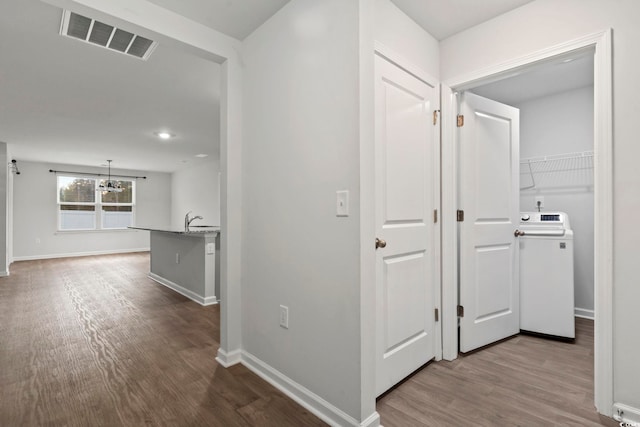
[471,52,595,334]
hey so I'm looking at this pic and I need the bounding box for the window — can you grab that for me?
[57,176,135,230]
[99,178,134,229]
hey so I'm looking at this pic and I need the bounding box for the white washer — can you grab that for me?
[519,212,575,339]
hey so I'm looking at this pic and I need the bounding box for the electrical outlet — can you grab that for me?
[279,305,289,329]
[35,238,41,245]
[176,253,180,264]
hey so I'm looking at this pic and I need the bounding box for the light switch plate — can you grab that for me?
[206,243,215,254]
[279,305,289,329]
[336,190,349,217]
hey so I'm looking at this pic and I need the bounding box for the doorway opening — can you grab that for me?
[441,30,613,416]
[475,48,595,321]
[459,48,594,351]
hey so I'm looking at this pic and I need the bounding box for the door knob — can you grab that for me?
[514,229,525,237]
[375,238,387,249]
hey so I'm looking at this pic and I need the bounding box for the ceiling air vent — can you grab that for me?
[60,10,157,60]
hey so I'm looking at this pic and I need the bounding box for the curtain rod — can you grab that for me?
[49,169,147,179]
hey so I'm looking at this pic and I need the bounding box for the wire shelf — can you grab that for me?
[520,151,593,190]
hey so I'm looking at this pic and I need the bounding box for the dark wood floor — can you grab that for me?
[1,253,614,427]
[377,318,615,427]
[0,253,325,427]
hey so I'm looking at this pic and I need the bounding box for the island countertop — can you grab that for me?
[132,226,220,305]
[128,225,220,235]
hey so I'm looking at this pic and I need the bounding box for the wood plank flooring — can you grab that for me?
[377,318,616,427]
[0,253,325,427]
[1,253,615,426]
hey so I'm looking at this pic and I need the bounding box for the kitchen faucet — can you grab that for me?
[184,211,203,231]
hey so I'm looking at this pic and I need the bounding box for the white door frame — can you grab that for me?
[441,29,613,416]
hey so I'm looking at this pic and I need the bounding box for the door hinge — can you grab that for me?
[456,210,464,222]
[435,308,439,322]
[457,114,464,127]
[433,209,438,223]
[457,305,464,317]
[433,109,440,125]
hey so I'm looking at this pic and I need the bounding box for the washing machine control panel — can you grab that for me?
[520,212,571,229]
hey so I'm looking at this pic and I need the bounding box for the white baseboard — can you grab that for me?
[12,248,150,262]
[241,350,380,427]
[202,296,218,305]
[0,270,8,277]
[360,412,382,427]
[216,348,242,368]
[614,403,640,426]
[148,273,217,306]
[575,307,595,320]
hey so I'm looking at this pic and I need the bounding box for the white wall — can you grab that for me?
[242,0,363,422]
[374,0,439,79]
[440,0,640,415]
[171,159,220,229]
[240,1,440,423]
[0,143,8,275]
[517,86,594,314]
[12,161,171,260]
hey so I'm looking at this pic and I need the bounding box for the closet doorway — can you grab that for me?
[473,50,595,321]
[441,30,612,414]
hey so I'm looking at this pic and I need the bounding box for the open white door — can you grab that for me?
[374,53,438,395]
[458,92,520,353]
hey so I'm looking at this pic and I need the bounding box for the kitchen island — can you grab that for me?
[129,226,220,305]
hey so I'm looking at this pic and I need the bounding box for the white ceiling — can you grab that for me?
[144,0,290,41]
[1,0,542,174]
[471,52,594,105]
[0,0,221,173]
[390,0,535,40]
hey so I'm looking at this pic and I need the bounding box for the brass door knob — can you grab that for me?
[375,238,387,249]
[514,229,525,237]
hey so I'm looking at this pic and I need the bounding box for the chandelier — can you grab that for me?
[97,160,123,193]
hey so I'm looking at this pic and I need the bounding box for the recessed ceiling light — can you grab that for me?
[155,131,175,140]
[195,154,208,158]
[562,58,575,63]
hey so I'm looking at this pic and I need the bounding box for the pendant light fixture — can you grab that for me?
[97,160,123,193]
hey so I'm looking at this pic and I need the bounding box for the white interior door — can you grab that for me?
[458,92,520,353]
[374,53,438,396]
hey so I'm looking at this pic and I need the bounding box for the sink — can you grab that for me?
[185,225,219,234]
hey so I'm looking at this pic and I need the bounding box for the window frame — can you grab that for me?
[56,175,136,231]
